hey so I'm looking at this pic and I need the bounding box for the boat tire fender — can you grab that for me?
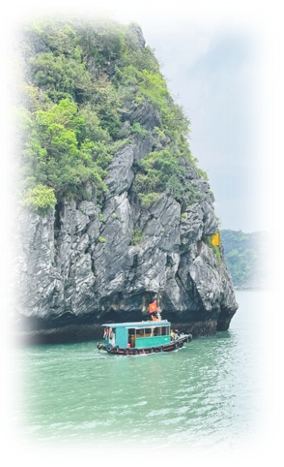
[124,348,130,355]
[159,346,163,352]
[107,344,113,351]
[187,334,192,343]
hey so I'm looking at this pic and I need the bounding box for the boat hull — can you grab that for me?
[97,334,192,355]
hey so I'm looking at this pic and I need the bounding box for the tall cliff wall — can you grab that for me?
[14,19,238,343]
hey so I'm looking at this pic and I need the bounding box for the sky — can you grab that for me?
[80,0,278,232]
[1,1,282,234]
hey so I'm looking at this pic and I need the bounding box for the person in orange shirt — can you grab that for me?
[151,314,159,321]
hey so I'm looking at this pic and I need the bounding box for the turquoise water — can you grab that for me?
[11,290,278,454]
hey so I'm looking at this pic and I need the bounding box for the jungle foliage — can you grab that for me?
[16,17,206,215]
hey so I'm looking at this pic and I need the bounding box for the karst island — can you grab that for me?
[14,18,238,345]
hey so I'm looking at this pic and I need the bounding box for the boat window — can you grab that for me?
[131,328,145,339]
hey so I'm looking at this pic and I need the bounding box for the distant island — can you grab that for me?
[221,229,266,289]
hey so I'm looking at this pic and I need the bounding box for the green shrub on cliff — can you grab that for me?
[203,234,221,263]
[74,8,125,66]
[19,97,109,198]
[131,229,144,245]
[4,51,43,111]
[140,193,162,209]
[22,184,56,216]
[133,146,201,209]
[31,51,93,103]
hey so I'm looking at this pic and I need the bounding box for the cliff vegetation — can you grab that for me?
[16,18,205,215]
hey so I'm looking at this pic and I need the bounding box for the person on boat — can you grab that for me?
[151,313,159,321]
[109,329,116,346]
[103,327,109,339]
[170,329,177,340]
[175,329,181,337]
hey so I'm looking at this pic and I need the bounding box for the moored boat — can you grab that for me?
[96,320,192,355]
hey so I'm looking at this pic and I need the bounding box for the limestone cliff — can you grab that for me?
[15,136,237,342]
[14,19,238,343]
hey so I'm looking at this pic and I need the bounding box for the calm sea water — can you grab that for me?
[10,290,281,457]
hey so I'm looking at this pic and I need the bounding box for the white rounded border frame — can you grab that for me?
[0,0,281,465]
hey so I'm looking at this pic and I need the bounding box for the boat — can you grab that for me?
[96,320,192,355]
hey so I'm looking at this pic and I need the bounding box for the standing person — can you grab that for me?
[151,312,160,321]
[170,329,177,340]
[109,328,116,346]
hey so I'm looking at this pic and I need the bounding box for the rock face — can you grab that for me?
[15,130,238,343]
[14,21,238,343]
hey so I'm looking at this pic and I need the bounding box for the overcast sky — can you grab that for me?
[2,1,282,234]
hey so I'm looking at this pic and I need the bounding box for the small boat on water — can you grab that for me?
[96,320,192,355]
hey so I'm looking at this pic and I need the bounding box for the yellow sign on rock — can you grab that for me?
[211,232,220,246]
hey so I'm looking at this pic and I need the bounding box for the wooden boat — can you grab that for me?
[96,320,192,355]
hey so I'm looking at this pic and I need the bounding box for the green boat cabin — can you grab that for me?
[102,321,171,349]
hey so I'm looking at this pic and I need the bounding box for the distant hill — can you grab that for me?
[220,230,267,289]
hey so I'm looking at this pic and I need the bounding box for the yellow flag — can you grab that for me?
[212,232,220,246]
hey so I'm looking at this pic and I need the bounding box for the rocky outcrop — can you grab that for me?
[14,21,238,344]
[15,132,238,344]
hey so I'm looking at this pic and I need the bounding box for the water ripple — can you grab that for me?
[12,291,269,451]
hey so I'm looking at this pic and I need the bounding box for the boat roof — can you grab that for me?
[102,320,171,329]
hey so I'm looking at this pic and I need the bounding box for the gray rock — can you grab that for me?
[5,25,238,336]
[201,198,219,235]
[122,100,161,130]
[105,145,135,196]
[127,23,146,48]
[14,102,237,340]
